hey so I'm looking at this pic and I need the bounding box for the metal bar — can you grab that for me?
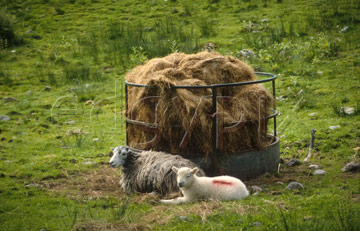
[211,86,219,174]
[272,79,277,137]
[125,72,277,89]
[125,83,129,146]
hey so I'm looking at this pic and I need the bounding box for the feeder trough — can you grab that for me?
[125,72,279,180]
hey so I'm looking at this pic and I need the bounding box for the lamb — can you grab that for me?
[109,146,205,195]
[160,166,249,204]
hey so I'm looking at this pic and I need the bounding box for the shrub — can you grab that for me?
[0,9,22,49]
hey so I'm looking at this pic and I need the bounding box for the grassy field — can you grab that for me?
[1,0,359,230]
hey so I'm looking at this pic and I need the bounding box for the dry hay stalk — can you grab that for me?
[126,51,274,156]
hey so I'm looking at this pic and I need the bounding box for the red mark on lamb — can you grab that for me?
[212,180,233,186]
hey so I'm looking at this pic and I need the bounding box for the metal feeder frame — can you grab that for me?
[124,72,279,178]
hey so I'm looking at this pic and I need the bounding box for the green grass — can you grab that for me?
[0,0,360,230]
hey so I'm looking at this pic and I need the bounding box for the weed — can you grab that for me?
[63,63,91,82]
[0,67,12,86]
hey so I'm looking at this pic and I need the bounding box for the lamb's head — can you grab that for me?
[172,166,199,188]
[109,146,130,168]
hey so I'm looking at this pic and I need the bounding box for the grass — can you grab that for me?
[0,0,360,230]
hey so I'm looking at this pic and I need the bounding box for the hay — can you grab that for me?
[126,51,274,156]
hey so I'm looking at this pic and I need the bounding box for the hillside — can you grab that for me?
[0,0,359,230]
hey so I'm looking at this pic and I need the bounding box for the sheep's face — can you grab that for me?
[109,146,129,168]
[172,166,199,188]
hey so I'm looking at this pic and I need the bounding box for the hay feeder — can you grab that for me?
[125,72,279,180]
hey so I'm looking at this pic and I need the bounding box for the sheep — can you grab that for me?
[109,146,205,195]
[160,166,249,204]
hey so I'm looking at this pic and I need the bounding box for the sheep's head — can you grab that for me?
[109,146,129,168]
[172,166,199,188]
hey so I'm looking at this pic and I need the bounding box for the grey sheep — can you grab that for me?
[109,146,205,195]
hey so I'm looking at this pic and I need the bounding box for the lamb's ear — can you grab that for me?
[172,166,179,173]
[191,167,199,175]
[110,147,115,151]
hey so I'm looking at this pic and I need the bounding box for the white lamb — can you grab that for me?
[160,166,249,204]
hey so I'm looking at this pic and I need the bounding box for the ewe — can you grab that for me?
[160,167,249,204]
[109,146,205,195]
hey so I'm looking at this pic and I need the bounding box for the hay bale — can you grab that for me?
[126,51,274,155]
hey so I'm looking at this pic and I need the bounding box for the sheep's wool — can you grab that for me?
[120,150,205,195]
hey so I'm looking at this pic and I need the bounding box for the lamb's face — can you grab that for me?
[172,166,199,188]
[109,146,129,168]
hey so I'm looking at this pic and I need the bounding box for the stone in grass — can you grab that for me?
[341,107,355,115]
[286,182,304,190]
[341,162,360,173]
[252,221,263,227]
[313,169,326,175]
[309,164,320,169]
[329,125,340,130]
[251,185,263,192]
[0,115,10,121]
[3,97,18,102]
[179,216,191,222]
[44,86,52,91]
[285,158,301,167]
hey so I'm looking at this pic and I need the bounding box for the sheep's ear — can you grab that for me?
[110,147,115,151]
[172,166,179,173]
[191,167,199,175]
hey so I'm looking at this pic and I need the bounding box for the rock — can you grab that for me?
[92,138,100,142]
[64,120,76,125]
[275,181,284,185]
[285,159,301,167]
[341,162,360,172]
[3,97,18,102]
[280,135,286,139]
[10,50,16,53]
[261,19,270,23]
[341,107,355,115]
[179,216,190,222]
[205,42,217,52]
[25,183,41,188]
[309,112,317,117]
[339,26,349,33]
[271,191,282,195]
[252,221,263,227]
[317,71,323,75]
[81,161,94,165]
[286,182,304,190]
[25,30,34,34]
[313,169,326,175]
[329,125,340,130]
[309,164,320,169]
[44,86,52,91]
[238,49,255,58]
[0,115,10,121]
[26,91,33,96]
[251,186,263,193]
